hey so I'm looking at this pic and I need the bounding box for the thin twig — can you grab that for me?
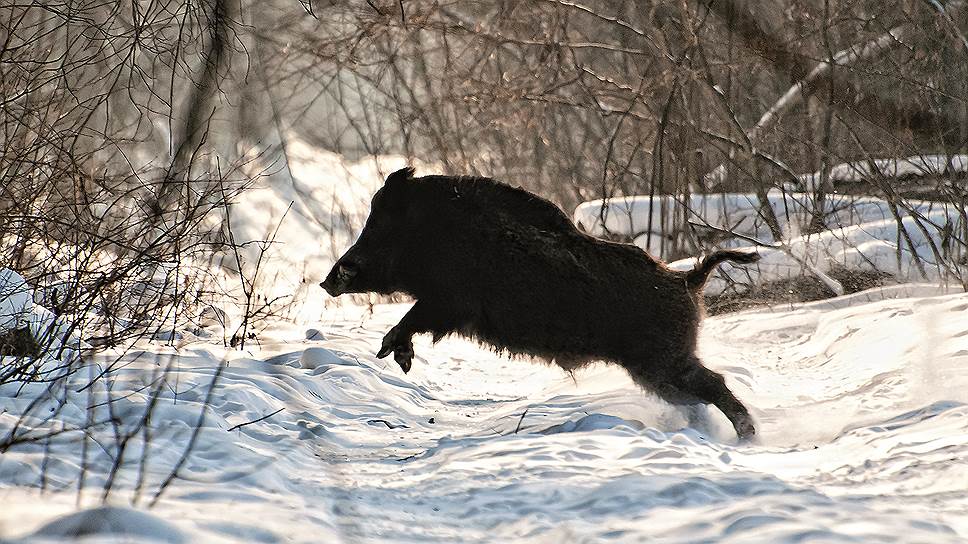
[513,408,530,434]
[227,408,284,432]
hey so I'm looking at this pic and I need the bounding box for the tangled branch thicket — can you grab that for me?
[2,1,249,354]
[262,0,967,261]
[0,0,260,505]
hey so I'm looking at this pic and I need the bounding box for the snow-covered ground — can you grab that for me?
[3,153,968,542]
[3,284,968,542]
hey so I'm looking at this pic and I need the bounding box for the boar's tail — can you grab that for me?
[685,249,760,290]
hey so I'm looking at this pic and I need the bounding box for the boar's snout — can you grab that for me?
[320,258,359,297]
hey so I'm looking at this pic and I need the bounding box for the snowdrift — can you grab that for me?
[2,292,967,542]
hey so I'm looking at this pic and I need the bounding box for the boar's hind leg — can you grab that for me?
[668,360,755,440]
[377,300,456,374]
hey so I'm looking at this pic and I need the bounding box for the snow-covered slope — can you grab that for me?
[3,286,967,542]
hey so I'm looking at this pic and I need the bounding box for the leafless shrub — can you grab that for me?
[0,0,266,509]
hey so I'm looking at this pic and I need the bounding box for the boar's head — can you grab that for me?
[320,167,419,297]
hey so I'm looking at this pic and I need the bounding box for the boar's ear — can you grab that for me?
[384,166,415,187]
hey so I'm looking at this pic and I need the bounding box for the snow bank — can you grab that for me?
[0,268,87,373]
[576,191,967,292]
[575,191,962,249]
[30,505,186,543]
[0,268,32,333]
[671,207,966,295]
[798,153,968,188]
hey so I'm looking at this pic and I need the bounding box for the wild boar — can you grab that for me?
[321,167,759,439]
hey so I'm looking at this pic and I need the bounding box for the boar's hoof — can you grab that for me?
[394,345,414,373]
[377,327,415,373]
[734,415,756,442]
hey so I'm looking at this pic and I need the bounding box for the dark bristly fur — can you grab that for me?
[321,167,760,439]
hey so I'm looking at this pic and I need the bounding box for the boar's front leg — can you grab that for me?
[377,325,415,372]
[376,300,453,373]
